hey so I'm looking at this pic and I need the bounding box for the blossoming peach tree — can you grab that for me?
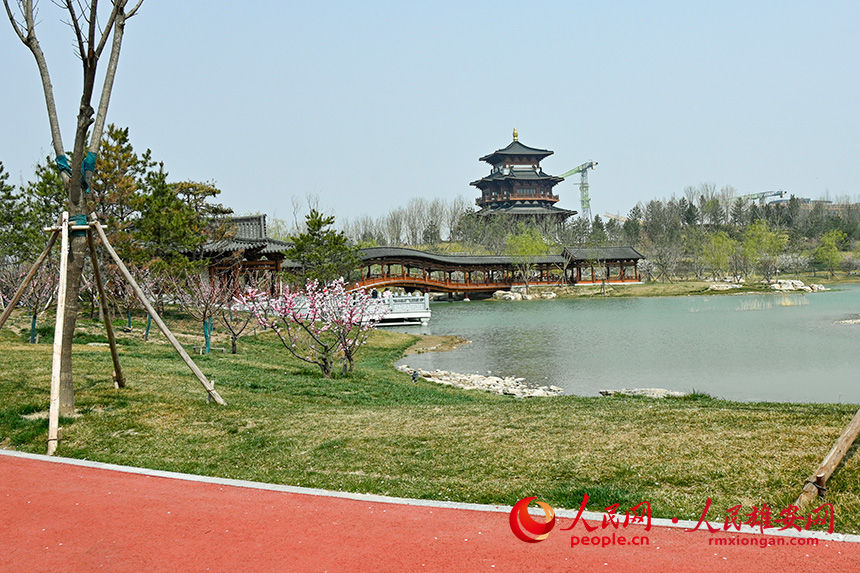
[239,278,388,377]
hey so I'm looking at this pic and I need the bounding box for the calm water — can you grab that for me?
[394,285,860,403]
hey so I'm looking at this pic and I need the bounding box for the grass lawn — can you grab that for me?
[1,310,858,533]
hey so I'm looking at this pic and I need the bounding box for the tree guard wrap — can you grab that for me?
[81,152,98,194]
[55,155,73,177]
[70,213,88,237]
[55,153,97,194]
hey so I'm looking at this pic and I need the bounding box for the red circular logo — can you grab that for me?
[510,497,556,543]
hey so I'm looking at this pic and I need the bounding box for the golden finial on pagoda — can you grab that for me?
[513,127,519,141]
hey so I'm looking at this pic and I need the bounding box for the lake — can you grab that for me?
[394,285,860,403]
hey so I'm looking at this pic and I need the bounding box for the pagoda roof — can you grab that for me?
[197,214,294,260]
[198,236,292,258]
[476,203,576,217]
[470,167,564,188]
[479,140,554,164]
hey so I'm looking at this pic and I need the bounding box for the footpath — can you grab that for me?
[1,450,858,572]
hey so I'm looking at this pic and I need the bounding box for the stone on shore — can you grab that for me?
[769,279,828,292]
[708,283,741,291]
[397,364,563,398]
[599,388,688,398]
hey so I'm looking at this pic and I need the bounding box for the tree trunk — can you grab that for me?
[6,0,143,419]
[203,318,211,354]
[58,232,87,416]
[230,335,237,354]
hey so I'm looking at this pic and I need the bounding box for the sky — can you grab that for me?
[2,1,860,225]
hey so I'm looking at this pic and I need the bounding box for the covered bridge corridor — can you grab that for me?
[354,247,643,294]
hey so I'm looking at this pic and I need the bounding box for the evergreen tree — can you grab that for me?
[730,198,746,227]
[286,210,358,283]
[0,162,37,262]
[131,165,203,273]
[587,215,608,245]
[622,205,642,244]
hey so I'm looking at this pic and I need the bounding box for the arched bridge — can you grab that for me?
[354,246,643,294]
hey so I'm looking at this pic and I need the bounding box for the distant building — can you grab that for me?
[198,214,295,286]
[470,129,576,223]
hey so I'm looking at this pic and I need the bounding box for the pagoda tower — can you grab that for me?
[470,129,576,222]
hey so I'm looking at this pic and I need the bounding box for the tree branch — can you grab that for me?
[126,0,141,18]
[64,0,87,63]
[90,0,133,153]
[3,0,28,43]
[92,0,117,57]
[85,0,96,59]
[7,0,67,167]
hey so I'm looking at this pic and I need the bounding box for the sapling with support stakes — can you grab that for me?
[4,0,146,418]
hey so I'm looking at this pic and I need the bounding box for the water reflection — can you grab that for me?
[393,286,860,403]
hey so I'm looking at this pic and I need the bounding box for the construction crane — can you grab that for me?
[738,190,786,204]
[559,161,598,221]
[603,212,628,224]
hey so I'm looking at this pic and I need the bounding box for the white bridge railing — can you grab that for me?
[375,293,431,326]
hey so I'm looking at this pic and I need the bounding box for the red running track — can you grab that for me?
[1,450,858,572]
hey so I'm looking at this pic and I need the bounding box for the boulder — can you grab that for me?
[709,283,740,291]
[599,387,687,398]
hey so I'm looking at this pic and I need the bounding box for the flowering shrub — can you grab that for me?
[0,261,58,343]
[173,272,233,354]
[238,277,387,377]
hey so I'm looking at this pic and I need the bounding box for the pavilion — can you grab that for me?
[470,129,576,223]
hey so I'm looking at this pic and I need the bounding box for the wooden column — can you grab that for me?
[92,219,226,406]
[47,212,70,456]
[86,230,125,389]
[796,407,860,509]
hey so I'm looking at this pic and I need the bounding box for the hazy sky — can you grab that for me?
[3,1,859,224]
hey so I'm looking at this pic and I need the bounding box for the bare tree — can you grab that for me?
[445,196,471,241]
[173,272,232,354]
[403,197,427,245]
[5,0,143,415]
[383,207,405,246]
[0,259,58,342]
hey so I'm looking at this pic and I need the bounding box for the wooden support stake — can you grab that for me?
[47,212,70,456]
[86,230,125,389]
[91,218,226,405]
[795,406,860,509]
[0,230,59,331]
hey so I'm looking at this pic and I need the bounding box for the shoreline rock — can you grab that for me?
[770,279,828,292]
[492,290,558,301]
[397,365,563,398]
[599,388,688,398]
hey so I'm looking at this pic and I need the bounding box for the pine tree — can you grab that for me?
[131,165,203,273]
[0,162,36,263]
[286,210,358,283]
